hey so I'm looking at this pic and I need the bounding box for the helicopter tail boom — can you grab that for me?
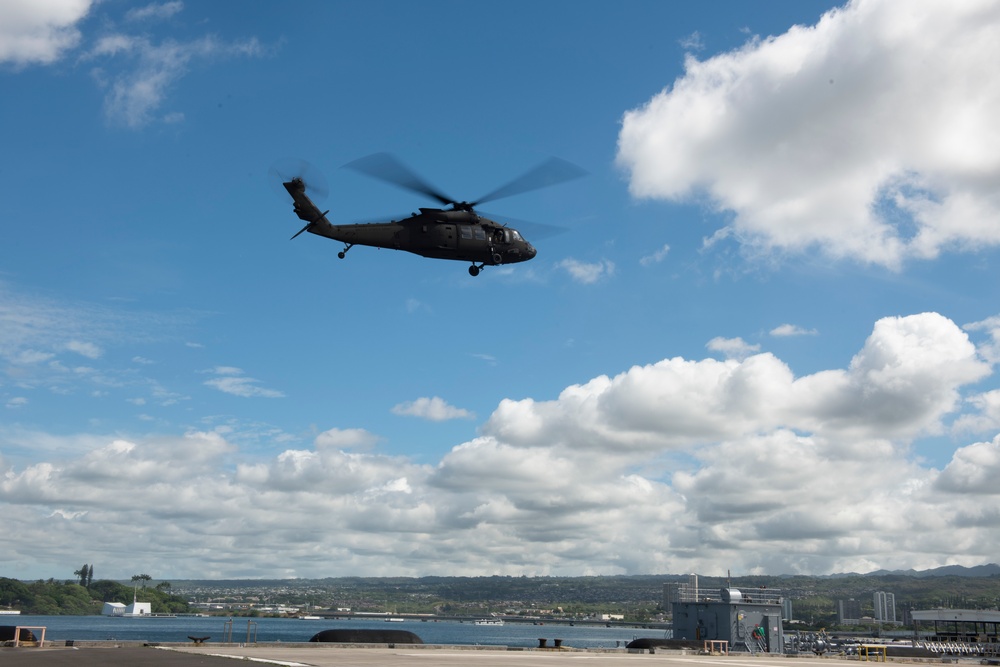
[283,178,335,238]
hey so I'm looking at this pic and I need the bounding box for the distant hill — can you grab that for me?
[860,564,1000,578]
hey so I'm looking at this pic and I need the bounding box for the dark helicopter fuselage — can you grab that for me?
[283,179,536,273]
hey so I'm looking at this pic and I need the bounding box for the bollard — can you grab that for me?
[538,638,548,648]
[554,639,563,648]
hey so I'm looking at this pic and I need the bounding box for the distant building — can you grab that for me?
[663,582,684,611]
[838,598,862,625]
[684,574,698,600]
[102,600,152,616]
[874,591,897,625]
[781,597,793,622]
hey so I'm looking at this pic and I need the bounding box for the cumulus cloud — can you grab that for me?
[706,336,760,361]
[1,312,998,578]
[965,315,1000,364]
[392,397,474,421]
[771,323,818,337]
[315,427,380,452]
[617,0,1000,269]
[203,367,283,398]
[557,258,615,284]
[953,389,1000,434]
[935,435,1000,495]
[0,0,93,66]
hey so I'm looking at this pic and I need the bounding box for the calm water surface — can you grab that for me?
[12,616,653,649]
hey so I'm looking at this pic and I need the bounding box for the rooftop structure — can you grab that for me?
[912,609,1000,643]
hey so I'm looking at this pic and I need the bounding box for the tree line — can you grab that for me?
[0,576,189,616]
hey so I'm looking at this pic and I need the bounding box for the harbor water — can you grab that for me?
[10,616,650,649]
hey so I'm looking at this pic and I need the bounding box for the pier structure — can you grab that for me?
[671,586,784,654]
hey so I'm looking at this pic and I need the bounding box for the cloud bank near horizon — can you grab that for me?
[2,311,998,579]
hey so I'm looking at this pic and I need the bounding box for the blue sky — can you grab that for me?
[2,0,1000,581]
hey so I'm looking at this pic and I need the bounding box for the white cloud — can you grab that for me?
[65,340,102,359]
[557,258,615,284]
[639,243,671,266]
[1,312,998,578]
[470,353,498,366]
[0,281,189,399]
[0,0,93,66]
[953,389,1000,434]
[678,31,705,52]
[392,397,474,422]
[965,315,1000,364]
[706,336,760,360]
[84,12,265,129]
[90,34,264,128]
[203,367,283,398]
[770,323,818,337]
[6,397,28,409]
[935,435,1000,495]
[125,1,183,22]
[314,427,380,452]
[617,0,1000,269]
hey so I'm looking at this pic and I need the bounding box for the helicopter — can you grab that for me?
[276,153,585,276]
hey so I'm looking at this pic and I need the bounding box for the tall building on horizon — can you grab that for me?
[874,591,897,624]
[663,582,680,611]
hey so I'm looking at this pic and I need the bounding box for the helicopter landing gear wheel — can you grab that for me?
[469,264,484,277]
[338,243,354,260]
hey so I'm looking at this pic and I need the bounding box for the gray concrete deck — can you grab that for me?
[0,645,850,667]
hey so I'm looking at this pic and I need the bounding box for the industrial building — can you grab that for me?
[672,585,784,654]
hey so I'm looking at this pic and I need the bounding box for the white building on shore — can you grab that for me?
[102,600,152,616]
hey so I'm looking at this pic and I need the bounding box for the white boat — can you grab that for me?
[475,618,504,626]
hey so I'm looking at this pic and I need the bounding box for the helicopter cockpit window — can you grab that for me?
[510,230,523,241]
[459,225,473,240]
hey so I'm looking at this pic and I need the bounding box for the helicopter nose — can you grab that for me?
[526,244,537,259]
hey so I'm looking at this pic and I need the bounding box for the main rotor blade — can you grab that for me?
[472,157,586,207]
[343,153,455,207]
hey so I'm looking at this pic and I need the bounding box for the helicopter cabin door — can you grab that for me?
[424,223,457,252]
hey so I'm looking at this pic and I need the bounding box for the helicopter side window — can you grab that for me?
[473,227,487,241]
[459,225,473,240]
